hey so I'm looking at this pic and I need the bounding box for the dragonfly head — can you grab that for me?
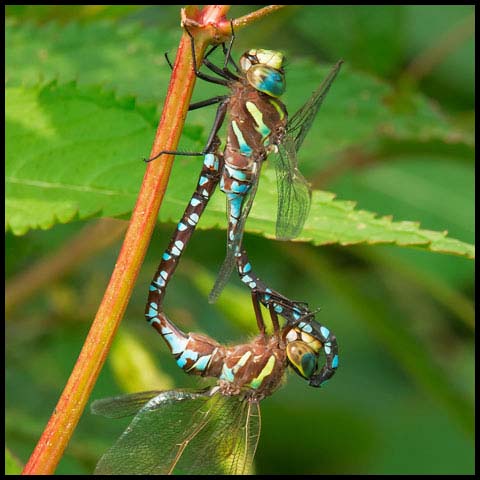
[284,315,338,387]
[284,324,322,380]
[239,49,286,98]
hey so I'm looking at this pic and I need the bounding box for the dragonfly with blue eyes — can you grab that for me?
[146,26,343,323]
[90,29,340,475]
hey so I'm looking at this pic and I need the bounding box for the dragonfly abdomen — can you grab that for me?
[146,152,221,315]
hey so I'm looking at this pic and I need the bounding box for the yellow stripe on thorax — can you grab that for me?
[249,355,276,389]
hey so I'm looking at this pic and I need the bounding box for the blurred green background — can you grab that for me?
[5,5,474,475]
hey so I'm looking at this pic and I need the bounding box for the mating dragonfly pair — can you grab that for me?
[92,25,342,475]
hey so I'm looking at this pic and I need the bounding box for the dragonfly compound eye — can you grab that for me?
[246,65,285,97]
[254,49,284,70]
[286,341,318,380]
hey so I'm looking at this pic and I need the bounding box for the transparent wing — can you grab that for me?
[91,390,163,419]
[208,168,261,303]
[174,396,261,475]
[93,389,260,475]
[286,60,343,152]
[271,139,312,240]
[271,60,343,240]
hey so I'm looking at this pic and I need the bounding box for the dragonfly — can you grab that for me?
[147,26,343,309]
[92,290,339,474]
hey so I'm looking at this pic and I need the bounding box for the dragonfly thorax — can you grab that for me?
[215,334,287,399]
[239,49,286,98]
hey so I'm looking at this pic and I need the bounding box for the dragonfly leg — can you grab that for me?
[164,41,222,72]
[184,24,230,86]
[267,302,280,334]
[166,42,237,81]
[222,20,240,73]
[251,290,266,336]
[188,95,228,111]
[236,247,310,325]
[164,51,174,70]
[146,99,228,163]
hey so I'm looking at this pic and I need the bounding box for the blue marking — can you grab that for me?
[191,354,211,372]
[320,326,330,339]
[220,364,235,382]
[258,71,285,97]
[203,153,215,168]
[176,356,187,369]
[175,240,184,251]
[164,333,188,355]
[301,323,313,334]
[274,304,283,313]
[249,281,257,288]
[229,230,235,241]
[230,180,250,194]
[332,355,339,369]
[171,246,181,256]
[235,183,250,194]
[154,277,165,287]
[293,311,300,320]
[147,302,158,318]
[188,213,199,225]
[190,198,201,207]
[229,195,243,220]
[149,285,157,292]
[148,317,160,326]
[225,165,248,181]
[242,275,253,284]
[202,189,209,198]
[324,343,331,355]
[178,222,187,231]
[162,252,171,261]
[199,176,208,186]
[298,321,306,329]
[160,271,168,280]
[161,326,173,335]
[176,349,199,369]
[242,263,252,273]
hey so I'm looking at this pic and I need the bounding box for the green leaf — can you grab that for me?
[5,82,155,234]
[5,19,179,104]
[6,82,473,258]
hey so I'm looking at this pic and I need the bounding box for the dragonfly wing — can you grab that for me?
[208,169,261,303]
[91,390,163,419]
[173,395,261,475]
[271,139,312,240]
[93,389,260,475]
[94,389,214,474]
[287,60,343,152]
[272,60,342,240]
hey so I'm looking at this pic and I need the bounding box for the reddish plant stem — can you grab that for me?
[22,4,284,474]
[22,6,230,475]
